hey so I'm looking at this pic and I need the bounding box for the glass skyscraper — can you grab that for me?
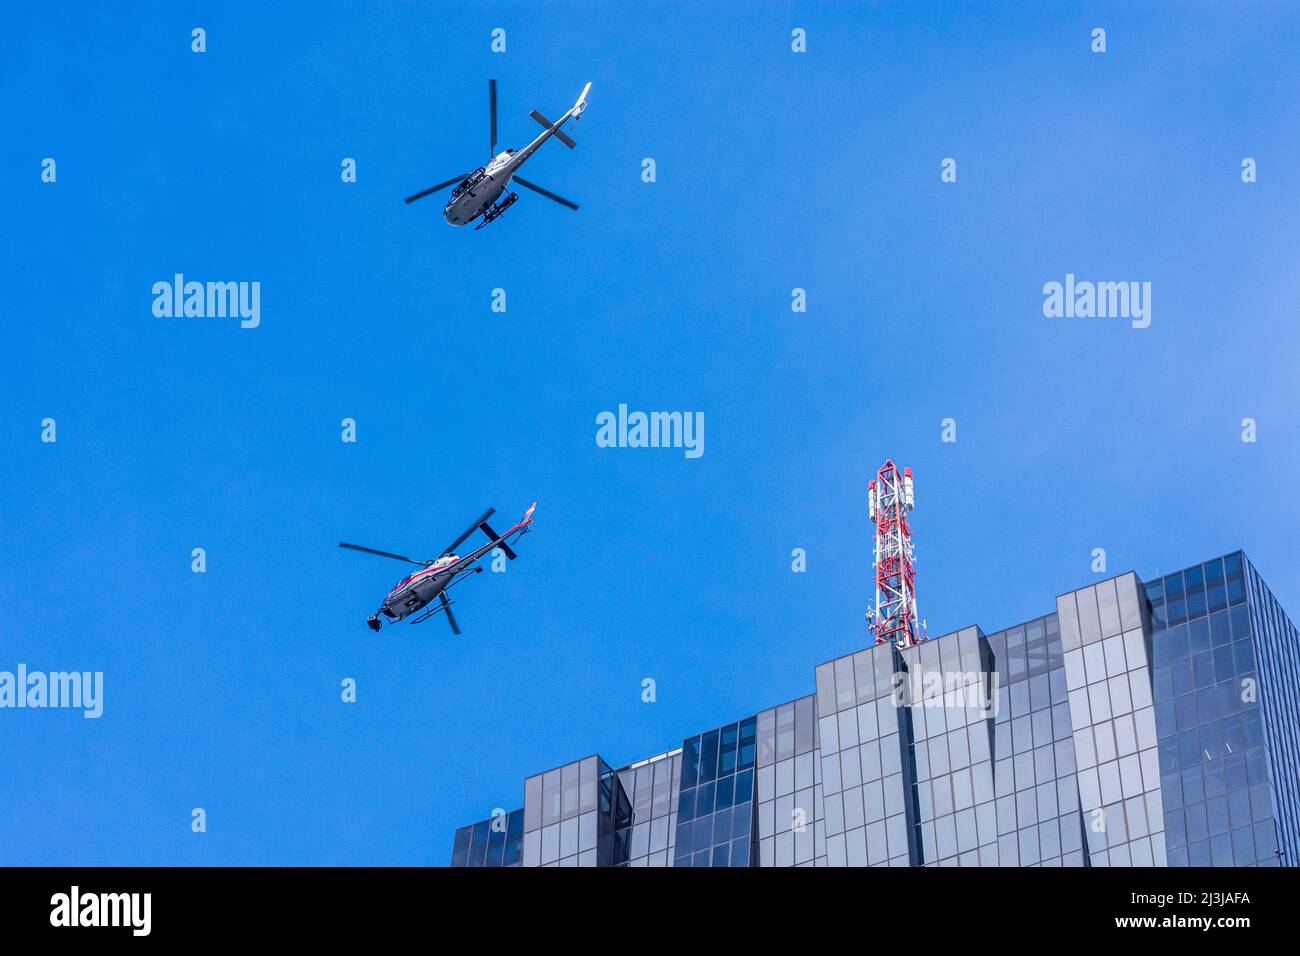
[451,551,1298,867]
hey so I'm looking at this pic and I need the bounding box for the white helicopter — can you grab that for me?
[405,80,591,230]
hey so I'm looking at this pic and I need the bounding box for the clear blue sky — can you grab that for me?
[2,2,1298,865]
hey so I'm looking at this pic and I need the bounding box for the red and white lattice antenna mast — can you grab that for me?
[867,460,925,648]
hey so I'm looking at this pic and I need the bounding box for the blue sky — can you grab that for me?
[2,2,1298,864]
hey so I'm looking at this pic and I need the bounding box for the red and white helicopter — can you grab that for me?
[339,502,535,634]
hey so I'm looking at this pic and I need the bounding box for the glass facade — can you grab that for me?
[755,696,821,866]
[1058,574,1166,866]
[675,716,758,866]
[1149,553,1285,866]
[815,645,915,866]
[1243,557,1300,861]
[451,808,524,868]
[983,613,1087,866]
[614,750,680,866]
[454,550,1299,867]
[452,751,686,867]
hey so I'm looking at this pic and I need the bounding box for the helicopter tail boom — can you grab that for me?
[529,109,577,148]
[572,82,591,120]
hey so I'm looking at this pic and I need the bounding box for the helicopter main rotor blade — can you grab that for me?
[513,176,579,210]
[441,507,496,558]
[440,591,461,636]
[489,79,497,159]
[339,542,428,566]
[405,175,470,204]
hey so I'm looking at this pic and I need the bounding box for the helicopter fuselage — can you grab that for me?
[444,119,563,225]
[381,558,457,622]
[443,161,512,225]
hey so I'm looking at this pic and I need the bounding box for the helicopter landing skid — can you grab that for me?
[408,601,452,626]
[474,192,519,230]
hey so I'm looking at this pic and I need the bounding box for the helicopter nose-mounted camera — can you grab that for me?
[366,615,382,632]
